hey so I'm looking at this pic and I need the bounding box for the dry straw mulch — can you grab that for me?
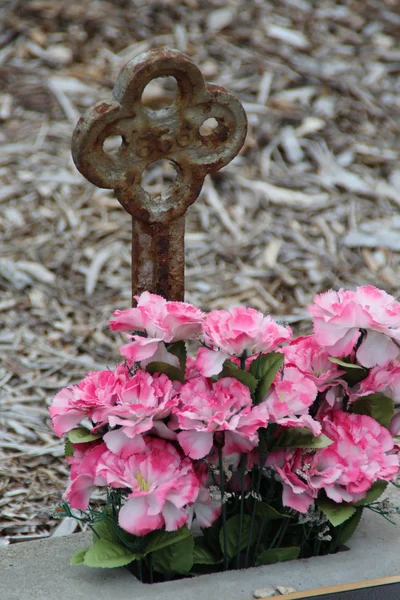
[1,0,400,544]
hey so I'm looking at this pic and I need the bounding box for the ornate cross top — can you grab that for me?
[72,48,247,302]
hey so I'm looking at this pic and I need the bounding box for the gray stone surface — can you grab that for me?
[1,489,400,600]
[0,532,136,600]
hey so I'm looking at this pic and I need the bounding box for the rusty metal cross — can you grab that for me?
[72,48,247,302]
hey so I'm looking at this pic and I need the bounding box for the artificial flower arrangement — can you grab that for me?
[50,285,400,582]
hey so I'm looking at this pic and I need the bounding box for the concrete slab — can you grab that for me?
[0,532,136,600]
[2,488,400,600]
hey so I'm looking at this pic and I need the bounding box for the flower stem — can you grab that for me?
[252,519,266,566]
[236,454,247,569]
[240,350,248,371]
[148,554,153,584]
[269,518,289,550]
[138,557,143,582]
[245,453,264,568]
[218,444,228,571]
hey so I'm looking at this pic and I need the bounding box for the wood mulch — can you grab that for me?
[1,0,400,544]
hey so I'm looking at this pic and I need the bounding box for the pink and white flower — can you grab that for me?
[96,438,200,536]
[318,410,399,503]
[283,335,344,390]
[106,370,178,437]
[64,441,107,510]
[50,367,128,437]
[174,376,269,459]
[262,366,321,435]
[265,447,341,513]
[110,292,205,364]
[309,286,400,368]
[187,463,221,528]
[197,307,292,376]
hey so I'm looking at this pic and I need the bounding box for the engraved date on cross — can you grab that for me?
[72,48,247,302]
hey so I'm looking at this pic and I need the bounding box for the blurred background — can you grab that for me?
[1,0,400,542]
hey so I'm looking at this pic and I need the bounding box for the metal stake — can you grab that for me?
[72,48,247,302]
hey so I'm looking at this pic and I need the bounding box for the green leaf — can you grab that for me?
[67,427,102,444]
[317,498,356,527]
[252,500,293,520]
[219,514,258,559]
[328,357,368,386]
[352,393,394,428]
[201,522,221,553]
[328,357,365,369]
[167,341,187,372]
[255,546,300,566]
[91,517,120,544]
[144,525,191,555]
[219,360,258,393]
[254,353,284,403]
[277,429,333,449]
[336,508,363,546]
[83,538,138,568]
[151,535,194,575]
[145,361,185,383]
[64,439,74,457]
[353,480,388,507]
[250,352,283,379]
[70,547,88,565]
[193,537,222,565]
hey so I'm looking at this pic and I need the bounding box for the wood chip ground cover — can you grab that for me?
[1,0,400,544]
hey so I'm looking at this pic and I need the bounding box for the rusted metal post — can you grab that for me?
[72,48,247,302]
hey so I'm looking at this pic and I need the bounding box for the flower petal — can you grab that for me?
[177,430,214,459]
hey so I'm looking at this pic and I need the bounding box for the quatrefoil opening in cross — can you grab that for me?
[72,48,247,302]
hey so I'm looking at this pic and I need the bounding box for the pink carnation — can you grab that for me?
[64,441,107,510]
[175,376,269,459]
[96,438,199,536]
[262,366,321,436]
[265,447,341,513]
[318,410,399,503]
[197,307,292,376]
[110,292,205,364]
[349,361,400,403]
[309,286,400,368]
[187,463,221,528]
[50,367,128,437]
[283,335,344,390]
[106,370,178,438]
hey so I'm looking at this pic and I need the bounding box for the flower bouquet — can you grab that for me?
[50,286,400,582]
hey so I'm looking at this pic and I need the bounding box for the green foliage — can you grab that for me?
[219,360,258,393]
[193,537,222,565]
[67,427,102,444]
[91,517,120,543]
[252,500,292,520]
[317,498,356,527]
[70,548,88,565]
[353,481,388,506]
[219,514,258,559]
[167,341,187,372]
[277,429,333,449]
[151,535,194,575]
[352,393,394,428]
[83,538,139,568]
[336,509,363,547]
[328,357,365,369]
[328,357,368,386]
[64,439,74,457]
[143,526,191,556]
[145,361,185,383]
[252,353,284,403]
[255,546,300,566]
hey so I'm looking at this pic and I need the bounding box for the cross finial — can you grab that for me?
[72,48,247,302]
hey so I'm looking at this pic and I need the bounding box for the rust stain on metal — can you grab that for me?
[71,48,247,302]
